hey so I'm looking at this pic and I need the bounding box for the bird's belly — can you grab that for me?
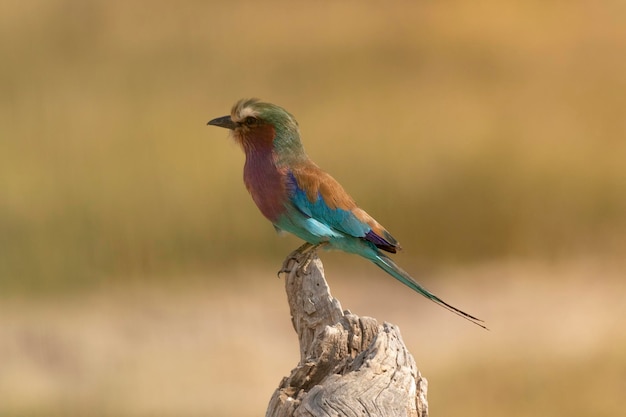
[273,212,328,245]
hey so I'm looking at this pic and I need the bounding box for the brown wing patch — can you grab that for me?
[292,163,356,211]
[291,161,401,253]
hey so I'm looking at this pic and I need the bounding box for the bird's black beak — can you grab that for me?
[207,115,236,130]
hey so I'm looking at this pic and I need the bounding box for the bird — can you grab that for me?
[207,98,486,329]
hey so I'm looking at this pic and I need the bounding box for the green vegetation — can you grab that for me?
[1,1,625,292]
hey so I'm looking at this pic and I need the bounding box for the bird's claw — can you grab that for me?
[277,255,299,277]
[276,242,312,277]
[277,242,326,277]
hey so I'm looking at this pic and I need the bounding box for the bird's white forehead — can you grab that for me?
[231,104,260,122]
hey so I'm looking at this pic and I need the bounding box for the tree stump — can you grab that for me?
[266,254,428,417]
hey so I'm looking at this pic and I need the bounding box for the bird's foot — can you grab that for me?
[277,242,327,277]
[298,247,318,274]
[298,242,328,274]
[277,242,313,277]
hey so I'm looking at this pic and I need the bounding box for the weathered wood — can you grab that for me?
[266,253,428,417]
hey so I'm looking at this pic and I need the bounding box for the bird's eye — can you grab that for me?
[244,116,257,126]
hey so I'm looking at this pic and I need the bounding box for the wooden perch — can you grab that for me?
[266,253,428,417]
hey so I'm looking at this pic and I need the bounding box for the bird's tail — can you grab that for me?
[371,253,488,330]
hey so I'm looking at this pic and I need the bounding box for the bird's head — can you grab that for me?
[207,99,303,155]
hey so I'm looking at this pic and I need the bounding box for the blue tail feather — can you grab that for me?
[372,254,488,330]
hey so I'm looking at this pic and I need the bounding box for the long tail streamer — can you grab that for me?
[372,254,488,330]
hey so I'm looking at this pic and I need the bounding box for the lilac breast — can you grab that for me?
[243,148,287,222]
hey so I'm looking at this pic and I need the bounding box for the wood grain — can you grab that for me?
[266,254,428,417]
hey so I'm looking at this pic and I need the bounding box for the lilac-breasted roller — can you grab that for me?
[208,99,485,328]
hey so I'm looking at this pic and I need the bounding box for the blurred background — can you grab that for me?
[1,0,625,415]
